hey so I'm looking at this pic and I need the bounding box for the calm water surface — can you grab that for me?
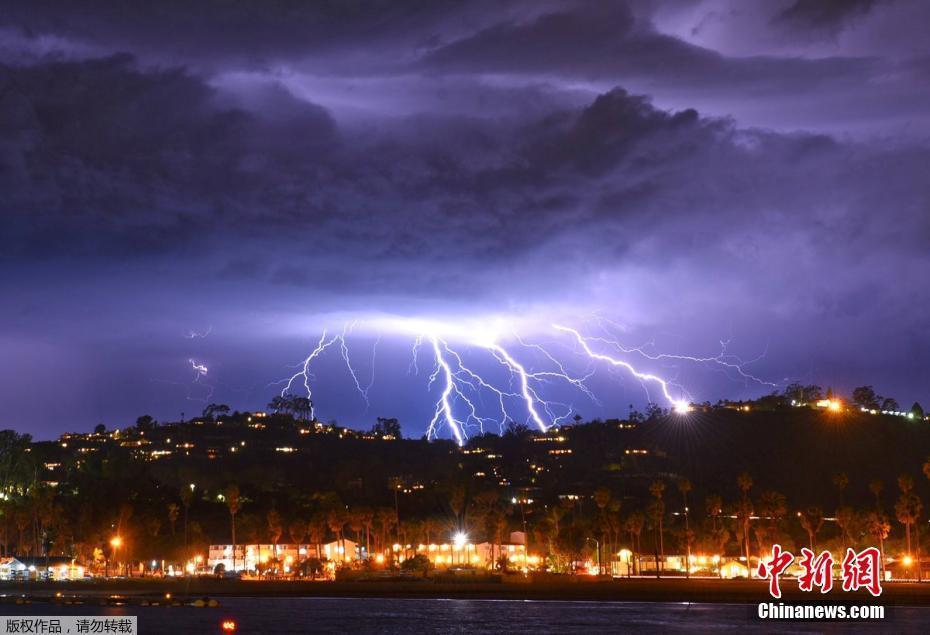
[3,597,927,633]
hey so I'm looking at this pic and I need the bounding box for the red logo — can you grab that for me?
[758,544,883,598]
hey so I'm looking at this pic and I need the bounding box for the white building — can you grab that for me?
[208,541,359,572]
[0,557,85,580]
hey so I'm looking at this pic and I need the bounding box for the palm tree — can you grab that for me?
[835,506,854,555]
[546,506,566,571]
[648,480,666,555]
[167,503,179,536]
[737,472,753,575]
[485,510,507,570]
[267,508,283,547]
[678,479,693,578]
[866,511,890,580]
[705,495,723,532]
[896,476,917,557]
[288,518,307,546]
[895,490,923,580]
[225,484,240,571]
[308,512,326,560]
[798,506,824,551]
[647,481,665,578]
[348,511,364,561]
[624,512,644,576]
[180,485,194,556]
[593,487,611,574]
[360,508,375,559]
[375,507,396,563]
[607,501,623,566]
[711,525,730,578]
[327,510,346,563]
[751,490,784,569]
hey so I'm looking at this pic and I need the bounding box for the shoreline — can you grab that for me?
[2,578,928,606]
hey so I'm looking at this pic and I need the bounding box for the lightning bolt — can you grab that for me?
[189,359,208,379]
[187,359,214,401]
[552,325,691,413]
[426,336,466,446]
[591,316,776,389]
[276,325,374,419]
[185,325,212,339]
[413,331,593,443]
[282,316,773,446]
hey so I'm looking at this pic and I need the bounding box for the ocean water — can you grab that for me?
[1,597,925,633]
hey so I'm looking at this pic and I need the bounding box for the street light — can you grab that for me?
[110,536,123,577]
[585,537,600,575]
[453,532,468,566]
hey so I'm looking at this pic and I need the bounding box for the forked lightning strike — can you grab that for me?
[551,325,691,414]
[276,317,772,445]
[589,317,775,388]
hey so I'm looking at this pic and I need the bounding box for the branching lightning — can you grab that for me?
[189,359,209,378]
[275,324,375,420]
[589,317,776,388]
[186,359,214,401]
[185,325,212,339]
[552,325,690,413]
[276,315,774,445]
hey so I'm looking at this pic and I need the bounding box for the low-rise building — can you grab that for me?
[208,541,359,573]
[0,557,86,581]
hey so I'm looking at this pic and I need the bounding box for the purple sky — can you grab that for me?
[3,0,930,440]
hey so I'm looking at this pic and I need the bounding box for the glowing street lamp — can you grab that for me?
[109,536,123,577]
[453,532,468,566]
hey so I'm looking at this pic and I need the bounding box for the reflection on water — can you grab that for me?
[2,597,925,633]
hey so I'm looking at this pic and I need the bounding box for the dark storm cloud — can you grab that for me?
[2,0,930,436]
[421,2,870,89]
[774,0,885,32]
[0,54,337,258]
[0,0,537,71]
[418,1,930,134]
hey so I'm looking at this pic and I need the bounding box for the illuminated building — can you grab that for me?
[208,540,359,573]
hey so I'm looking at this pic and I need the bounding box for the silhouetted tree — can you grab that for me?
[852,386,881,410]
[737,472,754,575]
[881,397,900,412]
[135,415,157,432]
[202,403,230,421]
[372,417,402,439]
[225,484,241,570]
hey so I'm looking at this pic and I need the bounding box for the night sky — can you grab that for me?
[3,0,930,440]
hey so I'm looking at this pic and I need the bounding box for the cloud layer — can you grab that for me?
[2,0,929,436]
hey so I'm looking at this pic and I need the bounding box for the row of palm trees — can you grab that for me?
[612,465,930,579]
[215,483,534,571]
